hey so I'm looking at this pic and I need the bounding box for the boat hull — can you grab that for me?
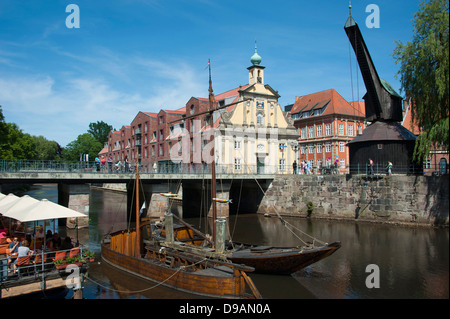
[228,242,341,275]
[101,241,250,299]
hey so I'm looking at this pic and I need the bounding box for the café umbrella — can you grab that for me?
[2,198,86,222]
[0,193,23,213]
[1,195,87,248]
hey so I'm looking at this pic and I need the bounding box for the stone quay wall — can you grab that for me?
[257,174,449,227]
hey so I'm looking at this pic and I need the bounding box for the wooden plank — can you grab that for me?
[1,277,67,299]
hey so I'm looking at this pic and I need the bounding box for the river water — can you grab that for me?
[23,184,448,299]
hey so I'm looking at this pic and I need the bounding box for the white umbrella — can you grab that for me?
[0,193,22,213]
[3,198,86,222]
[0,192,6,200]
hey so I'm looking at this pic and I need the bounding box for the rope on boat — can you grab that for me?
[84,257,208,294]
[252,178,328,247]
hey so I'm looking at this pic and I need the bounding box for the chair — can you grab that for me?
[69,248,80,258]
[53,250,67,260]
[16,255,31,276]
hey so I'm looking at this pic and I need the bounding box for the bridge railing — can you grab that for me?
[0,159,280,176]
[0,160,97,173]
[1,159,437,176]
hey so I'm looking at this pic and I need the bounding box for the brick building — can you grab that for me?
[401,99,449,175]
[289,88,366,173]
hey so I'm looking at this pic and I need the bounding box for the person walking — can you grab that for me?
[368,158,374,175]
[386,161,393,176]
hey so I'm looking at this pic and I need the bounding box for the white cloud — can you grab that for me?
[0,57,205,147]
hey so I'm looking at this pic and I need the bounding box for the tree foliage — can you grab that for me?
[31,135,62,161]
[88,121,114,145]
[393,0,449,161]
[62,133,103,162]
[0,122,37,160]
[0,105,62,160]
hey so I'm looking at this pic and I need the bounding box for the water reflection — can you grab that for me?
[22,185,448,299]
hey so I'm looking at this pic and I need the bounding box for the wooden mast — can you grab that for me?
[207,59,217,244]
[135,148,141,257]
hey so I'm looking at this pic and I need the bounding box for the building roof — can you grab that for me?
[348,120,416,144]
[98,147,108,155]
[291,88,365,118]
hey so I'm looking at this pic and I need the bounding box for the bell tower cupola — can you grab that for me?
[248,40,265,85]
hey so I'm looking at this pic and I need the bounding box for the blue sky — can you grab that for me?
[0,0,421,147]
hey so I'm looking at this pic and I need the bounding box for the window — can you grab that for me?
[279,159,286,171]
[339,124,344,136]
[339,142,345,152]
[325,142,331,152]
[325,124,331,136]
[159,144,164,156]
[234,140,241,150]
[308,144,314,154]
[424,156,432,169]
[234,158,242,170]
[317,144,322,153]
[257,113,264,125]
[308,126,314,138]
[152,145,155,156]
[317,159,323,168]
[300,128,306,139]
[317,125,322,137]
[300,145,305,154]
[357,125,362,135]
[348,124,353,136]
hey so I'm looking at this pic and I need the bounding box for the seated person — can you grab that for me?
[51,233,62,251]
[61,236,74,250]
[8,237,20,264]
[13,239,34,273]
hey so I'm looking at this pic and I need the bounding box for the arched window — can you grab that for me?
[257,112,264,125]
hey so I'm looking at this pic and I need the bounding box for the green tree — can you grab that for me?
[62,133,103,162]
[31,135,62,161]
[393,0,449,161]
[88,121,114,145]
[0,106,8,146]
[0,123,37,159]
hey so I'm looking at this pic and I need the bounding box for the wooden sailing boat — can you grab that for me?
[159,213,341,275]
[101,63,262,299]
[159,59,341,275]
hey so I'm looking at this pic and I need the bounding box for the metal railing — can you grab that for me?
[0,247,86,285]
[0,159,445,176]
[0,160,280,176]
